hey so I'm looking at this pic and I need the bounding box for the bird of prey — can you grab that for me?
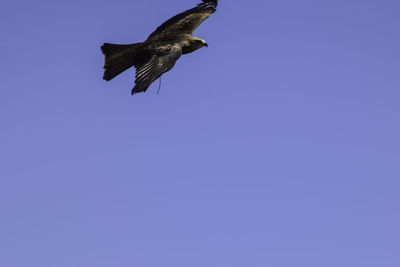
[101,0,218,95]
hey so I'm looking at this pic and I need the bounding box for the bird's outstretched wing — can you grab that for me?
[132,44,182,94]
[147,0,218,40]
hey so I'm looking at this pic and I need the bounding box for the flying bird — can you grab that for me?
[101,0,218,95]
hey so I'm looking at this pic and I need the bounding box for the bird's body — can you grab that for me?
[101,0,218,95]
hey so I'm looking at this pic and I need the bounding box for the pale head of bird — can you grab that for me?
[190,37,208,49]
[182,37,208,54]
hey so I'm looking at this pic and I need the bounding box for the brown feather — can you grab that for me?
[147,1,217,40]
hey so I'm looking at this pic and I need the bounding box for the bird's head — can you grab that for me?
[191,37,208,49]
[182,37,209,54]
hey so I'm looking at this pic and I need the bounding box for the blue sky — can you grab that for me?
[1,0,399,266]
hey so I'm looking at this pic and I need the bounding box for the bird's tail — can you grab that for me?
[101,43,143,81]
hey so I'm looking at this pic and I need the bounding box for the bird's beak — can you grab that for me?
[204,42,208,47]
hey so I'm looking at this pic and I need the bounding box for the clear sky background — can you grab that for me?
[1,0,399,266]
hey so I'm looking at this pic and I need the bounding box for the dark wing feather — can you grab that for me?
[147,0,218,40]
[132,45,182,94]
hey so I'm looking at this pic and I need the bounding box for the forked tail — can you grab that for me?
[101,43,143,81]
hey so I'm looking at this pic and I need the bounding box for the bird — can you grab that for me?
[101,0,218,95]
